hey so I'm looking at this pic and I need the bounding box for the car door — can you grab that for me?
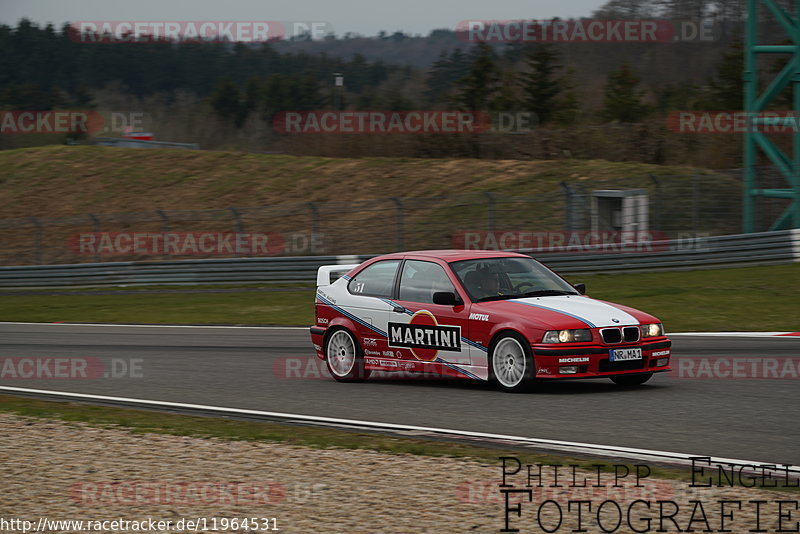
[343,259,400,356]
[390,259,471,367]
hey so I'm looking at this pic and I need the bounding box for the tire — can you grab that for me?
[489,332,536,393]
[610,372,653,386]
[325,328,371,382]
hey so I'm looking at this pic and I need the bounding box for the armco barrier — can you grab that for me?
[94,138,200,150]
[0,231,797,288]
[0,256,366,288]
[534,229,800,273]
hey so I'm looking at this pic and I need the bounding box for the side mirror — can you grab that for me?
[433,291,461,306]
[574,283,586,295]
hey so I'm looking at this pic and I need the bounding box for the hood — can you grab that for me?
[482,295,644,329]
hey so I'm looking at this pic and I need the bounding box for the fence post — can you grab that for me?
[650,175,663,233]
[88,213,101,263]
[229,208,244,233]
[308,202,320,254]
[390,197,404,251]
[30,217,42,265]
[559,182,586,231]
[156,210,169,258]
[229,208,244,257]
[559,182,574,231]
[692,175,700,234]
[484,192,496,232]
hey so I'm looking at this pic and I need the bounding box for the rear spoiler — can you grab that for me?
[316,264,360,287]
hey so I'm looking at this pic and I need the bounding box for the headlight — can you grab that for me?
[542,329,592,343]
[640,323,663,338]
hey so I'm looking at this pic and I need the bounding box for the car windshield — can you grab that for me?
[450,257,578,302]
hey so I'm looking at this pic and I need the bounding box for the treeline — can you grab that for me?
[0,18,747,125]
[0,20,399,113]
[0,1,792,167]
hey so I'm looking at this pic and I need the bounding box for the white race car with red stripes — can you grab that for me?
[309,250,671,392]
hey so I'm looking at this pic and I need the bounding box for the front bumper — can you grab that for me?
[532,339,672,378]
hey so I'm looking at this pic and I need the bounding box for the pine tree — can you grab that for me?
[656,81,702,112]
[454,43,501,111]
[425,51,452,105]
[601,62,649,122]
[210,78,242,126]
[425,49,471,106]
[707,40,743,110]
[551,67,581,125]
[491,69,519,112]
[519,44,563,125]
[592,0,657,18]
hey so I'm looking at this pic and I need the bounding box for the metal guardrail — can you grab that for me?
[94,138,200,150]
[0,231,797,288]
[535,229,800,273]
[0,256,363,288]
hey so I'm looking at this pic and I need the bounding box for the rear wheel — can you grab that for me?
[610,372,653,386]
[489,333,536,393]
[325,328,370,382]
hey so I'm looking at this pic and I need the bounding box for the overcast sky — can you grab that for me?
[2,0,607,37]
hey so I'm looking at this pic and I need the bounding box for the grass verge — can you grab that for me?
[0,264,798,331]
[0,288,313,325]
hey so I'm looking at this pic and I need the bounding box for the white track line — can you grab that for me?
[1,385,796,475]
[0,322,309,330]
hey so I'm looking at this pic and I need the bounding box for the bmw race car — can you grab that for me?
[309,250,671,392]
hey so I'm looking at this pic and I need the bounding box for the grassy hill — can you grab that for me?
[0,145,716,219]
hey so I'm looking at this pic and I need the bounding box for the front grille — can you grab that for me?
[601,326,639,344]
[623,326,640,342]
[599,359,645,372]
[601,328,622,344]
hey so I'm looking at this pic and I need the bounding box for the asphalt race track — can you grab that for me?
[1,323,798,465]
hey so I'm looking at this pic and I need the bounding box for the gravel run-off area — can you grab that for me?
[0,413,795,534]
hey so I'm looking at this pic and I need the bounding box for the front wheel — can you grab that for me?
[489,333,536,393]
[325,328,370,382]
[610,372,653,386]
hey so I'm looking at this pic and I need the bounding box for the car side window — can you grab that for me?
[347,260,400,297]
[399,260,455,304]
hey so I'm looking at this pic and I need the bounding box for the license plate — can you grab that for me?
[609,348,642,361]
